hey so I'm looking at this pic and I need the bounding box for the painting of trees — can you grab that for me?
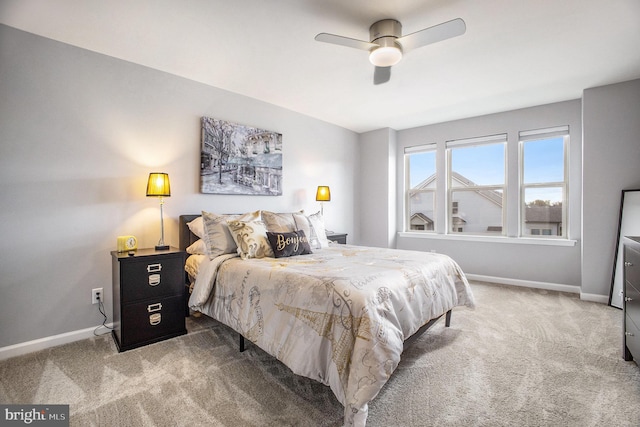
[200,117,282,195]
[201,118,235,185]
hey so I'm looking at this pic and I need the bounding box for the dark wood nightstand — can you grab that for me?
[111,247,187,352]
[326,231,348,244]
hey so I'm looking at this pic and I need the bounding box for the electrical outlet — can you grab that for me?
[92,288,103,305]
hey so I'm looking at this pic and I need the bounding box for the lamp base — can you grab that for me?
[155,245,170,251]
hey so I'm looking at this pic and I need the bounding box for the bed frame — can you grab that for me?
[178,214,451,352]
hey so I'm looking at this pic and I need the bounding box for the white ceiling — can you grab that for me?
[2,0,639,133]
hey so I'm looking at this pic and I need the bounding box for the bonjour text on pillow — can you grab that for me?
[266,230,312,258]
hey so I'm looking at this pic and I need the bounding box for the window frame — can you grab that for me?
[446,134,507,236]
[404,144,437,233]
[518,126,569,239]
[401,126,572,244]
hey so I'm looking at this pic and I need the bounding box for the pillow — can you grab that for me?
[261,210,312,239]
[187,217,205,239]
[267,230,312,258]
[185,254,207,280]
[307,211,329,249]
[186,239,207,255]
[226,220,274,260]
[201,211,260,259]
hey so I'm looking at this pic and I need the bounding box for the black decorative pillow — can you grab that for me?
[266,230,313,258]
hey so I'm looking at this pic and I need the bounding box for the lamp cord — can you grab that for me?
[93,299,113,336]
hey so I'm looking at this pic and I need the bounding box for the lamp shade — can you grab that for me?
[315,186,331,202]
[146,173,171,197]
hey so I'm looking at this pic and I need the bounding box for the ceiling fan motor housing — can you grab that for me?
[369,19,402,42]
[369,19,403,66]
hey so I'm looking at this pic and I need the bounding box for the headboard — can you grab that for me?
[179,214,201,251]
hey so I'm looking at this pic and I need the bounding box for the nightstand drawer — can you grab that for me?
[121,256,183,302]
[116,294,186,351]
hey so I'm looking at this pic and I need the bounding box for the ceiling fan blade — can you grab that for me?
[397,18,466,52]
[373,66,391,85]
[315,33,377,51]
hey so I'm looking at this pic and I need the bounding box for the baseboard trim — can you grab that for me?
[467,274,581,295]
[0,324,113,361]
[578,292,610,304]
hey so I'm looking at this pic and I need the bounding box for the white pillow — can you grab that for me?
[187,217,205,239]
[261,210,312,238]
[307,211,329,249]
[186,239,207,255]
[201,211,260,259]
[226,220,274,259]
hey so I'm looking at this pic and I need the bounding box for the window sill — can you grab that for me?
[397,232,577,247]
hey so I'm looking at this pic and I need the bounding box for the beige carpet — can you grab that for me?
[2,282,640,426]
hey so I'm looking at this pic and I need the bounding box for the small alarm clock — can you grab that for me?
[117,235,138,252]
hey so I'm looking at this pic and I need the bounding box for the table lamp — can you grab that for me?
[146,172,171,250]
[316,185,331,215]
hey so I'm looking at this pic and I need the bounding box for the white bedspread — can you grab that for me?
[188,244,475,426]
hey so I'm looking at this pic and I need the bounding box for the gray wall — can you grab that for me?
[582,79,640,298]
[0,25,358,348]
[358,128,397,248]
[393,101,584,289]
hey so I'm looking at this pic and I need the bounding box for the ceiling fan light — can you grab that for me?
[369,45,402,67]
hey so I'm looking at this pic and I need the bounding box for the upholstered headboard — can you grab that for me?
[179,214,201,252]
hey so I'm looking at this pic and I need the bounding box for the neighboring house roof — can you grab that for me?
[525,205,562,223]
[450,172,502,207]
[412,172,502,207]
[451,216,467,226]
[410,212,433,225]
[413,174,436,189]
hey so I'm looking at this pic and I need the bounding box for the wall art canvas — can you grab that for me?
[200,117,282,195]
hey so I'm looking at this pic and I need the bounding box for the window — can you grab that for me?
[402,126,570,241]
[405,145,436,232]
[447,134,506,235]
[520,127,568,238]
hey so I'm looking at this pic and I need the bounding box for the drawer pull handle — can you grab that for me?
[148,274,161,286]
[147,303,162,313]
[147,263,162,273]
[625,262,634,267]
[626,297,634,302]
[149,313,162,326]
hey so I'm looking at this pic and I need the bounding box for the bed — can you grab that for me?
[179,212,475,426]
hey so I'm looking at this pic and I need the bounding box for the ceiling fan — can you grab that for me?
[315,18,466,85]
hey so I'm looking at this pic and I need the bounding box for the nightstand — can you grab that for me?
[326,231,348,244]
[111,247,187,352]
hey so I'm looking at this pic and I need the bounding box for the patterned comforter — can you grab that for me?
[188,244,475,426]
